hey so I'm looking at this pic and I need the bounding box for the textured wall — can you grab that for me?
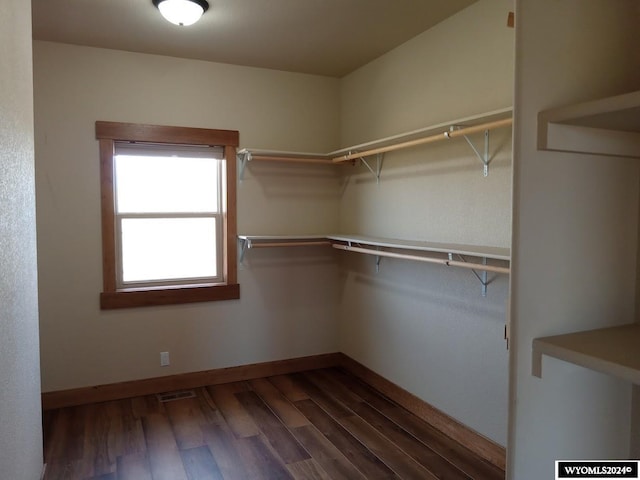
[0,1,43,479]
[34,42,342,392]
[337,0,514,445]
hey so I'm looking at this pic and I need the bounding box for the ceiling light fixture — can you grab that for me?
[152,0,209,26]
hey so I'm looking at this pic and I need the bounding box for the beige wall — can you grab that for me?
[340,1,514,146]
[0,1,43,478]
[340,0,513,247]
[337,0,514,445]
[34,41,342,392]
[509,1,640,478]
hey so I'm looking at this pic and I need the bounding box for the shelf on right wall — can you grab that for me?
[533,90,640,383]
[532,323,640,384]
[537,90,640,159]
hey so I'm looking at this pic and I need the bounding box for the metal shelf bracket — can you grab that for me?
[450,127,492,177]
[347,240,383,272]
[239,237,251,265]
[448,253,490,296]
[359,153,384,184]
[237,150,252,182]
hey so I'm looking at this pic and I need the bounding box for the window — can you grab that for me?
[96,121,239,309]
[115,143,224,287]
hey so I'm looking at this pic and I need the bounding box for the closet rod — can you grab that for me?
[250,155,332,165]
[249,241,331,248]
[332,117,513,163]
[332,244,510,274]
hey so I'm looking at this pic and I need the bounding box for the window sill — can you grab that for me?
[100,283,240,309]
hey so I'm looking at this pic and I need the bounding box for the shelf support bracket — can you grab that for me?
[449,253,490,296]
[375,249,382,273]
[237,151,252,182]
[359,153,384,184]
[239,237,251,265]
[452,127,491,177]
[345,239,383,271]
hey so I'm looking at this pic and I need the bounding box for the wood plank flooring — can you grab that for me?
[43,367,504,480]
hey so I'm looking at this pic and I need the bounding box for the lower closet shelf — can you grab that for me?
[237,235,331,263]
[327,234,510,261]
[238,233,510,283]
[532,323,640,384]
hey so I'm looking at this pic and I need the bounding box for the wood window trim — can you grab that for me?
[96,121,239,309]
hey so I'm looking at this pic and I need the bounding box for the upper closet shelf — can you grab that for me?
[329,107,512,180]
[532,323,640,385]
[236,149,335,181]
[238,107,513,180]
[538,90,640,158]
[237,149,331,164]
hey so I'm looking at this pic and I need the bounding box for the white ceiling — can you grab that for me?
[31,0,477,77]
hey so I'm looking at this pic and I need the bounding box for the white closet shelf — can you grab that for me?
[329,108,512,164]
[238,107,513,179]
[327,234,510,261]
[238,234,330,246]
[238,235,331,262]
[538,90,640,158]
[238,233,510,295]
[236,149,333,164]
[532,323,640,384]
[236,150,336,180]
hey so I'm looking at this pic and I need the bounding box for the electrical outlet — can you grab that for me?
[160,351,170,367]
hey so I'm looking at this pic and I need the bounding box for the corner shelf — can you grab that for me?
[537,90,640,158]
[236,149,336,181]
[532,323,640,384]
[238,235,331,263]
[238,107,513,180]
[239,233,510,296]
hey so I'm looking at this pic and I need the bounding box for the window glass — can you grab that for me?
[120,217,218,283]
[115,155,219,214]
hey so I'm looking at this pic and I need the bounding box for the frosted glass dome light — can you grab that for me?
[152,0,209,26]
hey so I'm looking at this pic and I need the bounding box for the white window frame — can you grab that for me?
[113,142,225,289]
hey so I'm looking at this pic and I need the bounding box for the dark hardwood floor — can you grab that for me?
[43,367,504,480]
